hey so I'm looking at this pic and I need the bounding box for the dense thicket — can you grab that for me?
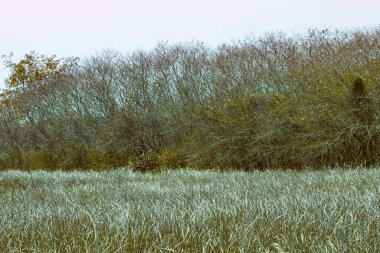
[1,27,380,171]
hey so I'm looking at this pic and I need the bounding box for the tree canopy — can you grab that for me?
[1,27,380,171]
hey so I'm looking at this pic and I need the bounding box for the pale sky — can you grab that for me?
[1,0,380,86]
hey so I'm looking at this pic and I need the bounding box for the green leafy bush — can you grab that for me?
[22,150,61,170]
[131,151,160,173]
[158,148,187,169]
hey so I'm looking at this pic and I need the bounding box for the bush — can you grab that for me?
[22,150,54,170]
[158,148,187,169]
[130,151,160,173]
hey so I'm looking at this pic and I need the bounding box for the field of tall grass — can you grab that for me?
[0,167,379,252]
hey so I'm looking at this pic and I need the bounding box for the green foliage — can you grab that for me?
[22,150,62,171]
[158,148,187,169]
[131,151,160,173]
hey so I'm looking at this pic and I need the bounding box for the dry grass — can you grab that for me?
[0,167,379,252]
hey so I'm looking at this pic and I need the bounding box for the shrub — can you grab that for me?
[158,148,187,169]
[22,150,51,170]
[131,151,160,173]
[0,152,12,170]
[87,148,109,170]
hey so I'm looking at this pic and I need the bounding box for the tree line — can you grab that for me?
[1,27,380,171]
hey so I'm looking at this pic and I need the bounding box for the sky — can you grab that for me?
[1,0,380,86]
